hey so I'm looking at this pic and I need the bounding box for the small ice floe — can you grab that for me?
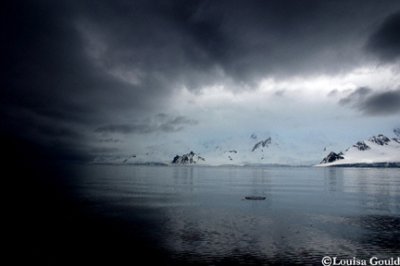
[243,196,266,200]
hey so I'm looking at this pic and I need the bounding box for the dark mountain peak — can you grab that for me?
[320,152,344,164]
[252,137,272,152]
[353,141,370,151]
[392,138,400,144]
[319,131,400,166]
[369,134,391,145]
[394,128,400,137]
[172,151,205,164]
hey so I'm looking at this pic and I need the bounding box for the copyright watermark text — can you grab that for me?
[321,256,400,266]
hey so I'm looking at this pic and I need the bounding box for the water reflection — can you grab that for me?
[324,167,344,192]
[173,166,195,193]
[353,215,400,253]
[73,165,400,265]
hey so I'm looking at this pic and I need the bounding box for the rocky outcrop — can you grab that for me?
[171,151,205,164]
[353,141,370,151]
[320,152,344,164]
[252,137,271,152]
[369,134,391,146]
[318,132,400,167]
[394,128,400,138]
[393,128,400,143]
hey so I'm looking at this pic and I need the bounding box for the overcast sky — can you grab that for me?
[3,0,400,164]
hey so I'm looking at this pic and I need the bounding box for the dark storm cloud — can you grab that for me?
[366,11,400,62]
[2,3,165,124]
[3,0,400,160]
[360,90,400,115]
[339,87,400,115]
[339,87,372,106]
[95,114,198,135]
[77,0,400,85]
[99,138,122,143]
[89,146,120,154]
[2,0,178,160]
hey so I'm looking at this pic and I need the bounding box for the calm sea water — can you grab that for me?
[70,165,400,265]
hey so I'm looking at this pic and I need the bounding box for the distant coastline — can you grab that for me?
[316,162,400,168]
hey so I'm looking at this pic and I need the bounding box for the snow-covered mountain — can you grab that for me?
[317,132,400,167]
[197,135,286,165]
[91,133,318,166]
[171,151,205,165]
[91,129,400,167]
[252,137,272,152]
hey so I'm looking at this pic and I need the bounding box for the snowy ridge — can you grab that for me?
[91,130,400,167]
[252,137,272,152]
[317,132,400,167]
[171,151,205,165]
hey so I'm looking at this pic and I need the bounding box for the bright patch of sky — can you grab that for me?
[100,64,399,165]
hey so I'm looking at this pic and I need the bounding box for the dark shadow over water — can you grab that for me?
[6,143,400,265]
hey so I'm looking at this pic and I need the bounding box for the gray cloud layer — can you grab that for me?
[3,0,400,161]
[338,87,372,106]
[366,11,400,62]
[77,0,400,85]
[340,87,400,115]
[361,90,400,115]
[95,115,198,135]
